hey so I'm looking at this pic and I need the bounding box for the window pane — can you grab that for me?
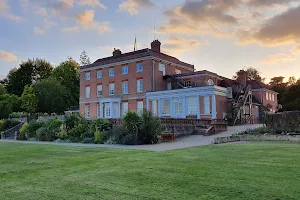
[122,66,128,74]
[137,63,143,72]
[85,106,90,118]
[97,85,102,97]
[97,70,102,79]
[122,102,128,116]
[122,81,128,94]
[109,68,114,76]
[109,83,114,95]
[85,72,90,80]
[187,96,197,115]
[162,99,170,115]
[204,96,210,114]
[85,86,90,98]
[137,101,143,115]
[137,79,143,93]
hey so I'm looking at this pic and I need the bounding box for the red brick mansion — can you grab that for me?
[80,40,278,125]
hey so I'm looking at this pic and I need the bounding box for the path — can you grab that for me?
[0,124,263,152]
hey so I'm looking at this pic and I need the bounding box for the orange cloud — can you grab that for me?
[0,51,17,62]
[261,53,296,64]
[75,10,112,33]
[119,0,154,15]
[0,0,25,22]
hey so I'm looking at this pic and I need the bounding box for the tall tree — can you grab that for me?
[234,67,265,82]
[79,50,91,66]
[52,58,79,107]
[0,94,21,119]
[269,76,287,106]
[288,76,296,86]
[5,59,53,96]
[34,78,71,114]
[0,84,6,95]
[21,85,38,114]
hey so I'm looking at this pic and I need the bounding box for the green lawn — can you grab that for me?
[1,142,300,200]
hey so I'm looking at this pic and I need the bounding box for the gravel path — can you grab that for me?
[0,124,263,151]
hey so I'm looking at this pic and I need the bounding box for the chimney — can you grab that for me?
[237,70,247,86]
[151,40,161,53]
[113,48,122,57]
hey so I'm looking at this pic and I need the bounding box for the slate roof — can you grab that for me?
[80,48,194,70]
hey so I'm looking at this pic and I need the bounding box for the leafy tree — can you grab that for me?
[234,67,265,82]
[0,94,21,119]
[288,76,296,86]
[5,59,53,96]
[21,85,37,114]
[79,50,91,66]
[269,76,288,106]
[51,58,79,107]
[0,84,6,95]
[34,78,71,114]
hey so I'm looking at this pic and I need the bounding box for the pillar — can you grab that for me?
[109,102,113,118]
[170,97,173,117]
[211,95,217,119]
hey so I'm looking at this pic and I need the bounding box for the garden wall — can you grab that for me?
[266,111,300,131]
[214,134,300,144]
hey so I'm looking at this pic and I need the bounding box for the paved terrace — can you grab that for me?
[0,124,263,152]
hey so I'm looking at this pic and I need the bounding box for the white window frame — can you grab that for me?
[85,72,90,81]
[204,96,211,114]
[122,81,128,94]
[272,94,275,101]
[187,96,198,116]
[109,68,114,77]
[85,105,90,118]
[85,86,90,98]
[122,66,128,75]
[122,102,128,116]
[266,92,269,100]
[174,98,183,117]
[109,83,115,96]
[137,101,143,115]
[137,79,144,93]
[161,99,170,116]
[167,82,172,90]
[136,63,143,72]
[152,100,158,116]
[97,85,102,97]
[97,70,102,79]
[104,103,111,118]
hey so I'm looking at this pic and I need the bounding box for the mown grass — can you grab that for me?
[1,142,300,200]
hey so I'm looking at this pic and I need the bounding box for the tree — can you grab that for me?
[288,76,296,86]
[234,67,265,82]
[51,58,79,107]
[21,85,37,114]
[0,84,6,95]
[79,50,91,66]
[5,59,53,96]
[0,94,21,119]
[34,78,71,114]
[269,76,287,106]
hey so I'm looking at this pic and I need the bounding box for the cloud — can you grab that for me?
[245,0,298,7]
[35,7,48,17]
[0,51,17,62]
[0,0,25,22]
[61,26,80,32]
[20,0,29,9]
[291,45,300,54]
[75,10,112,33]
[158,19,231,37]
[261,53,296,64]
[34,27,45,34]
[238,5,300,46]
[162,37,208,56]
[165,0,241,25]
[77,0,106,9]
[119,0,154,15]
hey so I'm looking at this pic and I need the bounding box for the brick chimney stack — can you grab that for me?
[151,40,161,53]
[113,48,122,57]
[237,70,247,86]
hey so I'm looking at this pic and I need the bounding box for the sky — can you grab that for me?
[0,0,300,82]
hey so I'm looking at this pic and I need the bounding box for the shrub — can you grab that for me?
[9,112,28,118]
[65,113,86,131]
[68,123,88,142]
[25,121,43,139]
[139,111,161,144]
[2,119,20,131]
[36,127,48,141]
[121,134,137,145]
[56,124,68,139]
[122,111,140,134]
[82,137,94,144]
[91,118,109,133]
[19,122,29,139]
[94,130,103,144]
[103,126,126,144]
[45,119,63,141]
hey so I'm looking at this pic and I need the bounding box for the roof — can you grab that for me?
[80,48,194,70]
[172,70,220,78]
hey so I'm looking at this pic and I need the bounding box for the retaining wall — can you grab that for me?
[266,111,300,130]
[214,134,300,144]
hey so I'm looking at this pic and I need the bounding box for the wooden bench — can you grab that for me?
[161,133,175,142]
